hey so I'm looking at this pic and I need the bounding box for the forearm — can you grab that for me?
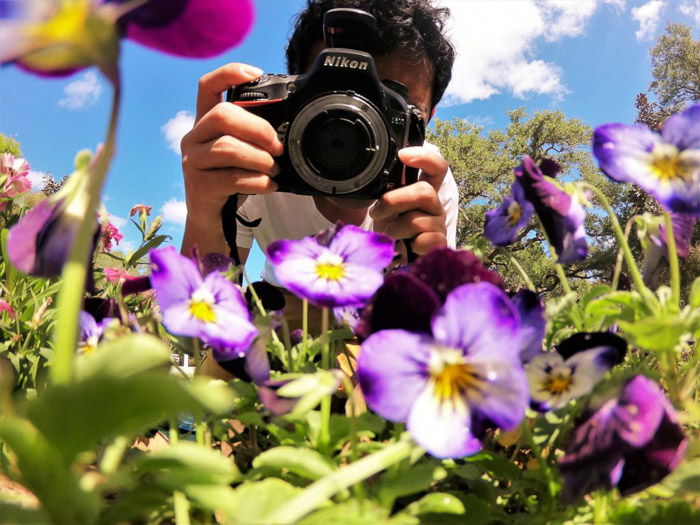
[181,216,228,257]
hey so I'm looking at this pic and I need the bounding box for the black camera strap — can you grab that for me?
[221,194,262,267]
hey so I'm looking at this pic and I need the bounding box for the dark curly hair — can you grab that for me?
[286,0,454,110]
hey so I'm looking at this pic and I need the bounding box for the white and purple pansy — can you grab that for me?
[484,180,534,246]
[357,282,528,459]
[526,331,627,411]
[266,222,395,308]
[78,310,115,354]
[149,246,257,356]
[593,104,700,215]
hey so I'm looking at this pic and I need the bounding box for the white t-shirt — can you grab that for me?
[236,142,459,284]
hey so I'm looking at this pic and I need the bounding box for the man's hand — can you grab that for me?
[370,146,449,256]
[180,63,284,255]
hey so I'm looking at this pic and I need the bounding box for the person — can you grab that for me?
[181,0,457,375]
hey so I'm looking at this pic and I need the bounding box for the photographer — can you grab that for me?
[181,0,457,334]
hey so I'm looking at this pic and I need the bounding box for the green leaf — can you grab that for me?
[659,458,700,493]
[135,441,242,488]
[25,372,234,462]
[402,492,465,515]
[300,500,390,525]
[617,315,690,352]
[0,500,49,524]
[126,234,170,267]
[75,334,171,380]
[253,446,336,481]
[378,463,447,505]
[227,479,304,524]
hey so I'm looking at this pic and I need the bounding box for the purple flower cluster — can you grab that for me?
[484,157,588,263]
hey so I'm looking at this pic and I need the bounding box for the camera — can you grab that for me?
[226,8,425,199]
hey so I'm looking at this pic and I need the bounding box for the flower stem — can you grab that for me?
[520,419,557,512]
[50,81,121,385]
[169,418,191,525]
[612,217,636,291]
[265,437,414,524]
[499,248,536,290]
[663,211,681,307]
[579,183,647,295]
[318,307,331,453]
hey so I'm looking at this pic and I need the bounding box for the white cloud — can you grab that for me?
[59,71,103,109]
[161,111,195,154]
[680,0,700,25]
[27,170,49,191]
[632,0,665,41]
[161,198,188,226]
[437,0,622,105]
[108,214,127,229]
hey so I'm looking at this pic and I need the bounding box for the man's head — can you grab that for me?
[286,0,454,115]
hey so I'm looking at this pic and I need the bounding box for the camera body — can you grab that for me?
[226,9,425,199]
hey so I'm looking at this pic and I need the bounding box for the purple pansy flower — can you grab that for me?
[559,375,687,502]
[516,157,588,263]
[78,310,115,354]
[150,246,257,356]
[593,104,700,216]
[358,282,528,459]
[642,212,697,285]
[526,332,626,411]
[266,222,395,308]
[7,149,100,277]
[356,248,504,339]
[484,180,534,246]
[511,289,545,363]
[0,0,254,81]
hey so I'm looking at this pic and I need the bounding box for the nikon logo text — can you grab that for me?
[323,55,368,70]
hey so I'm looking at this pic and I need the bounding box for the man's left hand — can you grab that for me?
[370,146,449,256]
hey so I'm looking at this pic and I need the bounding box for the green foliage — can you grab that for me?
[0,133,21,156]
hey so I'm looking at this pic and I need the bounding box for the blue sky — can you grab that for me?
[1,0,698,278]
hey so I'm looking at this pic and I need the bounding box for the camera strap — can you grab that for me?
[221,194,262,267]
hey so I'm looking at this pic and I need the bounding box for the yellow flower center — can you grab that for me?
[543,373,572,395]
[507,200,522,227]
[315,253,345,281]
[650,144,687,182]
[189,289,217,323]
[429,348,483,402]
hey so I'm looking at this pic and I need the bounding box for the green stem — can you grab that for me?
[663,211,681,307]
[612,217,636,292]
[318,307,331,453]
[51,81,122,385]
[265,438,414,524]
[169,418,191,525]
[500,248,536,290]
[554,263,573,295]
[580,183,647,295]
[520,419,557,512]
[99,435,130,475]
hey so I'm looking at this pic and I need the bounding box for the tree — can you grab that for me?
[427,109,639,295]
[0,133,22,156]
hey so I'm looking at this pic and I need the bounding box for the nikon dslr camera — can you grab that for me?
[226,8,425,199]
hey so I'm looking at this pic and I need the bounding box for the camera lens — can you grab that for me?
[288,93,389,195]
[302,111,373,180]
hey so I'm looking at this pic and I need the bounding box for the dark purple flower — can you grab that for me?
[558,375,687,502]
[516,157,588,263]
[642,213,696,285]
[150,246,257,355]
[526,332,626,411]
[484,180,534,246]
[1,0,254,80]
[511,289,545,362]
[267,222,395,308]
[356,248,504,339]
[593,104,700,215]
[7,149,101,278]
[358,282,528,458]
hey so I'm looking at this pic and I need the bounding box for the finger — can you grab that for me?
[398,146,449,191]
[411,232,448,255]
[375,211,446,241]
[188,102,284,156]
[370,181,443,220]
[196,63,264,121]
[187,168,278,196]
[186,135,280,174]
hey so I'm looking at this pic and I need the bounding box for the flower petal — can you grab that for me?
[357,330,431,422]
[7,199,52,274]
[661,103,700,151]
[407,384,481,458]
[467,358,528,430]
[511,289,545,362]
[117,0,255,58]
[593,123,661,184]
[329,224,395,270]
[150,246,202,311]
[431,282,521,360]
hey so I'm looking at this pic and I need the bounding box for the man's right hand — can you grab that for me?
[180,63,284,256]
